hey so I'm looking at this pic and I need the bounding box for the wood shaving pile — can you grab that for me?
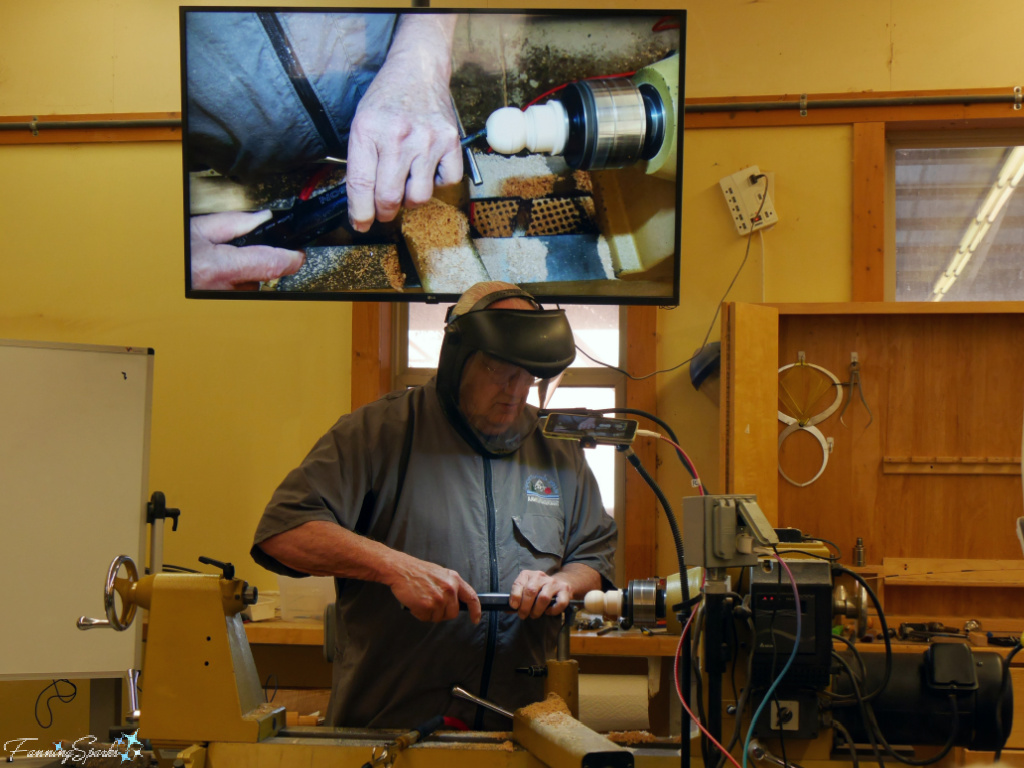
[401,199,489,292]
[517,693,574,727]
[606,730,661,745]
[476,236,549,284]
[276,245,404,292]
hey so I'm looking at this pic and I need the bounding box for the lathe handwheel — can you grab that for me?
[103,555,139,631]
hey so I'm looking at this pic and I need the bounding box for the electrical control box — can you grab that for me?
[682,494,778,568]
[749,558,833,690]
[719,165,778,236]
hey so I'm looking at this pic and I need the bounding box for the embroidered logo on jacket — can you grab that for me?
[525,475,560,506]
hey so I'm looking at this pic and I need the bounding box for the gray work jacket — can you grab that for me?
[252,379,616,729]
[185,12,396,179]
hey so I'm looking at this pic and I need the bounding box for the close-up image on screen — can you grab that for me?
[181,8,684,305]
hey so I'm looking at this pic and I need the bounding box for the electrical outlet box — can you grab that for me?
[719,165,778,236]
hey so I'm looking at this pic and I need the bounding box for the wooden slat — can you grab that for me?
[852,122,886,301]
[720,302,780,523]
[769,301,1024,315]
[350,302,392,410]
[882,558,1024,587]
[883,457,1022,475]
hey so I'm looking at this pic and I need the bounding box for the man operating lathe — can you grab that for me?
[252,281,616,729]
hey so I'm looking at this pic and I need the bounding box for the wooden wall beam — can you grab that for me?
[350,303,392,411]
[852,122,887,301]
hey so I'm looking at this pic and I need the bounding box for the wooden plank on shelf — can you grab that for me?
[571,631,681,657]
[882,558,1024,588]
[245,619,324,646]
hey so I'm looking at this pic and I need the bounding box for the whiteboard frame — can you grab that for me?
[0,339,153,680]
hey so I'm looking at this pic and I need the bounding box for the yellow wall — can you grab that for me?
[2,0,1023,733]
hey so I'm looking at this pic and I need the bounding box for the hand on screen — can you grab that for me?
[190,211,305,291]
[345,15,463,232]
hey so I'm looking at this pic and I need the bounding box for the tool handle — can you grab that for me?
[457,593,511,611]
[228,183,350,250]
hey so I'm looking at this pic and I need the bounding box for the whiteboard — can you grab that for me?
[0,340,153,679]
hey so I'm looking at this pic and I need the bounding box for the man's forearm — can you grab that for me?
[556,562,602,598]
[388,13,457,78]
[258,520,396,583]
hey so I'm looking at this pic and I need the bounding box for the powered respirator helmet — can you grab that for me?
[436,282,576,457]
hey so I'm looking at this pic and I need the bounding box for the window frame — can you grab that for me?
[886,129,1024,302]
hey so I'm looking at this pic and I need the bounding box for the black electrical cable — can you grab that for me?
[832,564,891,702]
[994,641,1023,760]
[161,563,200,573]
[34,679,77,728]
[773,548,838,562]
[801,535,842,561]
[863,694,960,766]
[715,617,757,768]
[574,175,770,384]
[617,444,690,768]
[622,447,686,579]
[832,720,860,768]
[828,634,868,700]
[601,407,704,490]
[831,651,885,768]
[263,673,278,703]
[689,605,713,767]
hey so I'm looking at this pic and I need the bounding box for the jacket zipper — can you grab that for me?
[474,457,500,729]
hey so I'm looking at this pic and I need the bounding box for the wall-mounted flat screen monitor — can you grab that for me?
[181,7,685,305]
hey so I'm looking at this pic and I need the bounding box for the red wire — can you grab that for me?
[673,595,743,768]
[654,434,705,495]
[442,716,470,731]
[298,165,334,201]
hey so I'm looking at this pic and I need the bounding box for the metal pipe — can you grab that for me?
[1,89,1016,133]
[686,92,1019,114]
[0,119,181,132]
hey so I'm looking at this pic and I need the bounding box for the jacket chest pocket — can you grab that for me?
[512,510,564,574]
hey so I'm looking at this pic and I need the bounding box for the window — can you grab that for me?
[895,143,1024,302]
[396,303,624,515]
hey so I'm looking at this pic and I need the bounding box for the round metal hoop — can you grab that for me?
[777,423,832,487]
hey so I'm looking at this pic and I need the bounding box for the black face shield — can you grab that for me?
[435,293,576,457]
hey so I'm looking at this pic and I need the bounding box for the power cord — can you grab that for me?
[34,679,77,729]
[574,174,771,381]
